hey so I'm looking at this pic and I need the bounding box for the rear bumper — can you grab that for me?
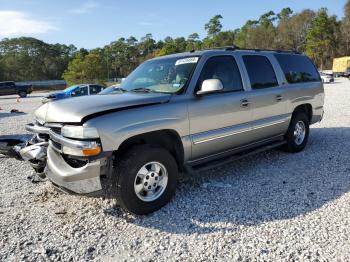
[46,146,103,194]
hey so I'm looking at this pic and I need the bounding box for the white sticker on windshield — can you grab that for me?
[175,57,199,66]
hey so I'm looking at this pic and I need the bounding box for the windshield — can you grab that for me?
[112,56,199,94]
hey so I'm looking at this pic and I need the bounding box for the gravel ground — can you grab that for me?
[1,80,350,261]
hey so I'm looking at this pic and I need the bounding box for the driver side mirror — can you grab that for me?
[196,79,223,95]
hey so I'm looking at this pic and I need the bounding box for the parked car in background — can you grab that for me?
[42,84,105,103]
[18,48,324,215]
[0,81,33,97]
[319,72,334,83]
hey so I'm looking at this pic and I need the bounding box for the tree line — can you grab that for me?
[1,2,350,84]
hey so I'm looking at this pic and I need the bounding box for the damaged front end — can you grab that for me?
[0,134,48,178]
[1,121,112,194]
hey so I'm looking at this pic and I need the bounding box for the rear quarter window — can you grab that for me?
[274,54,320,84]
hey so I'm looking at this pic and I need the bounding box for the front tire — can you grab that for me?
[19,91,27,98]
[115,145,178,215]
[283,112,310,153]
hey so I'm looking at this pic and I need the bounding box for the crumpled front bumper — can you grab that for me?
[46,146,103,194]
[24,122,109,194]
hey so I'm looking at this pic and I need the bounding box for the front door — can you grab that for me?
[188,55,253,160]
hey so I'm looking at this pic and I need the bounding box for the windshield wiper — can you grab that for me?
[114,87,128,92]
[130,87,154,93]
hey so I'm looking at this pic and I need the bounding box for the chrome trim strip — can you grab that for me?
[190,134,284,163]
[251,119,287,131]
[193,127,250,145]
[25,123,50,134]
[193,117,289,145]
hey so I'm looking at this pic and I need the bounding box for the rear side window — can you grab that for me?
[198,56,243,92]
[243,55,278,89]
[274,54,320,84]
[89,85,102,94]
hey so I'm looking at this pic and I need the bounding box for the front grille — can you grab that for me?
[50,127,61,135]
[51,140,62,151]
[62,155,88,168]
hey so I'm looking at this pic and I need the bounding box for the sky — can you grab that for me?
[0,0,347,49]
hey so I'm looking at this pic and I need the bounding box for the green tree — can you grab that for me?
[0,37,76,81]
[275,9,315,52]
[306,8,338,69]
[278,7,293,20]
[186,33,201,51]
[340,0,350,55]
[205,15,223,37]
[234,11,277,49]
[63,51,106,85]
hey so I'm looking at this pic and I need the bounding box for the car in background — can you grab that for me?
[0,81,33,97]
[319,72,334,83]
[98,84,123,95]
[42,84,105,103]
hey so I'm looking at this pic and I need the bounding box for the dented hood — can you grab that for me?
[35,92,171,123]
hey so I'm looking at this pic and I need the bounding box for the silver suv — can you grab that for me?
[21,48,324,214]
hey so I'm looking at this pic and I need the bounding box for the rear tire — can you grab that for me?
[282,112,310,153]
[114,145,178,215]
[19,91,27,98]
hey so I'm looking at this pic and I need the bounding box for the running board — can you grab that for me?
[184,140,286,174]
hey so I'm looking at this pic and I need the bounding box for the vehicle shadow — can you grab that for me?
[0,112,27,119]
[0,95,43,100]
[103,127,350,234]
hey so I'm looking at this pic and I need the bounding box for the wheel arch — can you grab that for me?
[292,103,313,122]
[115,129,185,171]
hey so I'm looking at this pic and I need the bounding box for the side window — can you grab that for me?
[274,54,320,84]
[89,85,102,94]
[198,56,243,92]
[243,55,278,89]
[72,86,88,97]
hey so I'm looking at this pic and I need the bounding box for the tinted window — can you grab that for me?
[72,86,88,97]
[89,85,102,94]
[198,56,243,92]
[243,55,278,89]
[2,82,14,87]
[275,54,320,84]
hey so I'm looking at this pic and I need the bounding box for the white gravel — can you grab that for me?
[1,80,350,261]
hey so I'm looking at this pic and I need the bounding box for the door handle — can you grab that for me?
[276,95,283,102]
[240,99,250,107]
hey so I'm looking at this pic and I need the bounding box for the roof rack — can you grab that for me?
[202,46,300,54]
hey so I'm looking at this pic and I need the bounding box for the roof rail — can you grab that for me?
[203,46,300,54]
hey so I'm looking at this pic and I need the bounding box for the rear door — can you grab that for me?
[239,54,289,141]
[188,55,254,160]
